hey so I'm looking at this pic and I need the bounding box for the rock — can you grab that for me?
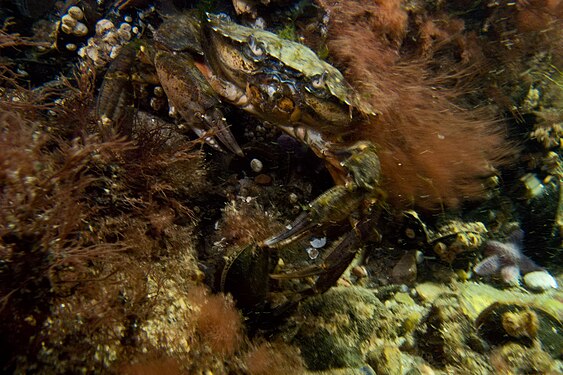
[250,158,263,173]
[254,174,272,185]
[291,287,384,371]
[394,292,415,306]
[366,346,403,375]
[523,271,558,291]
[352,266,368,279]
[391,250,418,284]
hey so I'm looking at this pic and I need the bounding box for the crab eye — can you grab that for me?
[306,72,330,98]
[248,35,264,57]
[311,72,327,89]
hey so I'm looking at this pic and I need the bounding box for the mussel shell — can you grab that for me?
[217,243,273,310]
[154,12,203,54]
[520,176,561,262]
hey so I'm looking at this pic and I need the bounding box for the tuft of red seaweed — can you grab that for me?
[0,58,212,372]
[318,0,517,210]
[245,341,305,375]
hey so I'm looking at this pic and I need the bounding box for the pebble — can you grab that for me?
[288,192,298,203]
[250,158,263,173]
[254,174,271,185]
[352,266,368,278]
[523,271,558,291]
[391,250,418,285]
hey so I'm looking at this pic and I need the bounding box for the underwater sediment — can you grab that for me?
[0,0,561,373]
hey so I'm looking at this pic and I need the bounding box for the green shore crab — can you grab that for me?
[100,12,383,303]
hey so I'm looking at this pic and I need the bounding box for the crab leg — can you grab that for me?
[263,141,381,248]
[155,51,243,156]
[270,213,381,296]
[270,229,359,278]
[263,184,364,247]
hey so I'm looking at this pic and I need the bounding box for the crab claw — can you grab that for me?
[263,142,381,248]
[155,51,244,156]
[202,107,244,156]
[262,184,364,248]
[270,229,359,282]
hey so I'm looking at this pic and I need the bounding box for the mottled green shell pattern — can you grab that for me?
[206,13,375,116]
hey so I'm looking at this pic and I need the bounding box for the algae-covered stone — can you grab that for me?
[491,343,559,373]
[417,295,493,372]
[394,291,415,306]
[416,281,563,321]
[366,346,403,375]
[476,302,563,359]
[291,286,384,370]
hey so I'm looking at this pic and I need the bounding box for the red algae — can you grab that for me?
[515,0,563,32]
[245,342,305,375]
[319,0,516,210]
[189,286,245,358]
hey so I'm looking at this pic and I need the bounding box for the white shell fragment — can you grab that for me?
[523,271,558,291]
[306,247,319,260]
[250,158,263,173]
[310,237,327,248]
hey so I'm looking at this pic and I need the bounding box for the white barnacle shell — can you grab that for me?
[73,22,89,37]
[117,27,132,42]
[96,19,115,36]
[61,14,77,27]
[306,247,319,259]
[61,23,73,35]
[68,6,84,20]
[119,23,132,33]
[77,46,86,58]
[85,47,100,63]
[102,30,118,44]
[109,45,122,60]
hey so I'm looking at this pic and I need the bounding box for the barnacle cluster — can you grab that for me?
[78,19,134,67]
[59,6,88,38]
[431,221,488,263]
[530,110,563,149]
